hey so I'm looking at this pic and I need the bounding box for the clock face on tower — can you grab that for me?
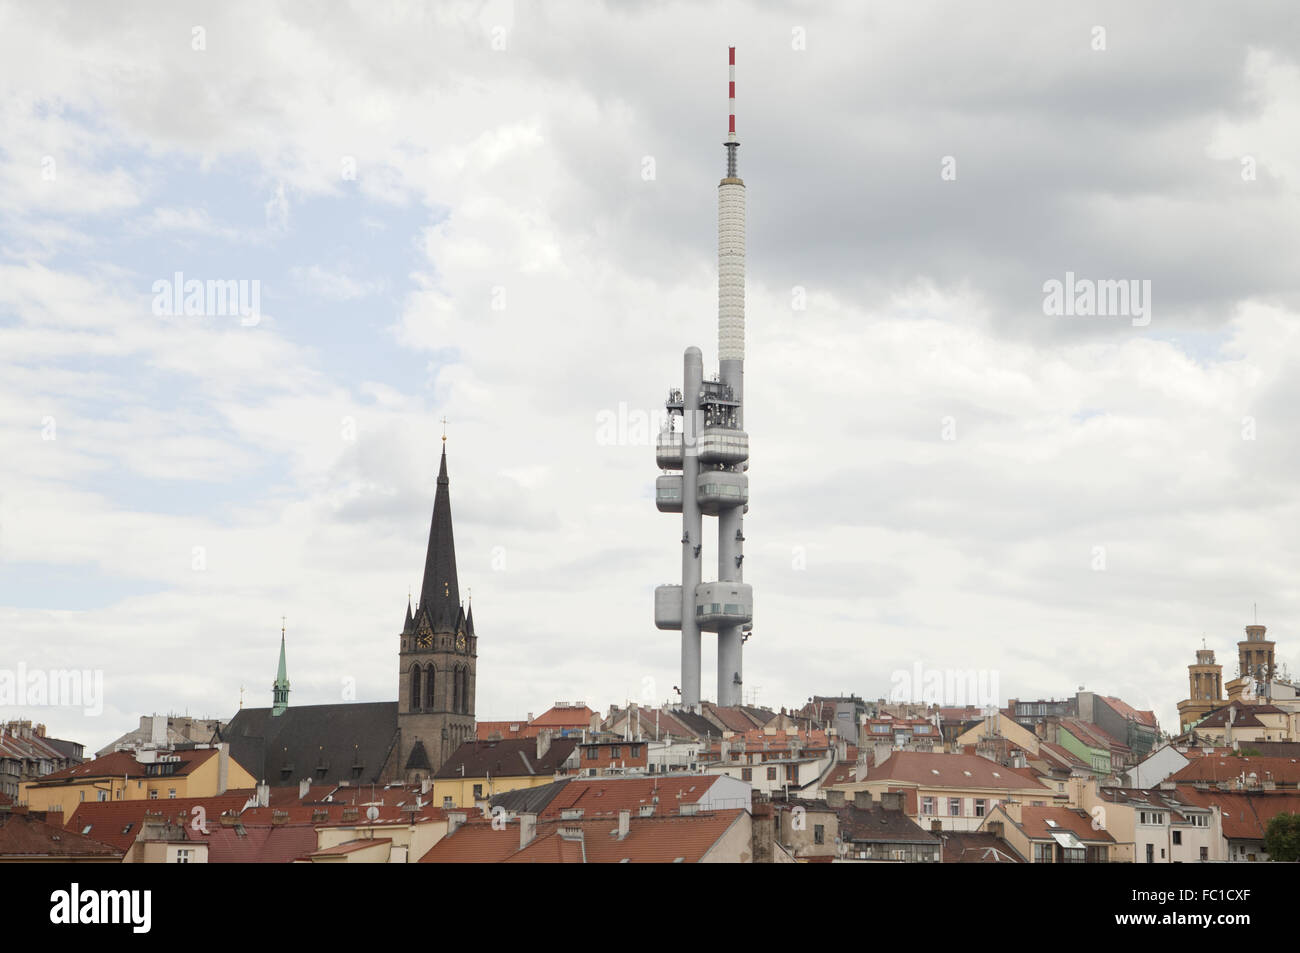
[416,633,433,649]
[456,630,466,651]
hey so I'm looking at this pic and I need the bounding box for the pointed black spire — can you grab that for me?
[418,445,460,631]
[465,599,474,637]
[403,595,414,634]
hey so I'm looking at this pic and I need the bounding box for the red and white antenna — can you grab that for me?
[725,46,739,176]
[728,46,737,141]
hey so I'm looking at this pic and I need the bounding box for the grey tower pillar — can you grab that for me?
[680,347,704,709]
[716,357,744,706]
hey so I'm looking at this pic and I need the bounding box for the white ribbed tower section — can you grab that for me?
[715,47,746,708]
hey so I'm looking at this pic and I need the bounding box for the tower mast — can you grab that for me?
[653,47,752,711]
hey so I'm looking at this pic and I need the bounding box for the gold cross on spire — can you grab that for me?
[440,416,448,443]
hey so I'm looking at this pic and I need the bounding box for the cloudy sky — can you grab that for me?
[2,1,1299,752]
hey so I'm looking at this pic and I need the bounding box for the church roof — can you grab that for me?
[434,738,580,780]
[417,447,461,632]
[219,702,399,786]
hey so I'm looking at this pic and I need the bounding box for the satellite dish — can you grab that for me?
[365,805,380,822]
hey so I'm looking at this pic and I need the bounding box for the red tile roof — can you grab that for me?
[868,752,1050,793]
[706,705,763,733]
[1168,756,1300,786]
[421,810,747,863]
[1060,719,1127,752]
[940,831,1024,863]
[1015,806,1115,843]
[236,801,448,827]
[477,720,527,740]
[539,776,728,819]
[204,823,320,863]
[310,837,392,856]
[1102,696,1158,728]
[529,705,596,729]
[1172,788,1300,841]
[0,812,123,859]
[65,795,251,851]
[33,747,218,784]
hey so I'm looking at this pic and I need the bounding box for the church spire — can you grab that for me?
[272,618,290,716]
[418,444,460,630]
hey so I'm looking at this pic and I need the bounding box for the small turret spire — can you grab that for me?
[272,617,290,716]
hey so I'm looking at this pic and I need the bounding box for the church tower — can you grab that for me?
[396,442,477,781]
[1176,644,1222,731]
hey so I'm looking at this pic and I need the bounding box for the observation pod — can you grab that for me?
[655,474,684,513]
[656,430,684,470]
[694,581,753,632]
[696,470,747,515]
[698,427,749,466]
[654,584,683,630]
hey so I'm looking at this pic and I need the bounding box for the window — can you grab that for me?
[1200,846,1208,861]
[168,789,176,799]
[1063,848,1085,864]
[472,784,483,799]
[148,790,158,800]
[97,790,107,802]
[767,767,777,780]
[630,745,641,758]
[974,799,987,817]
[610,747,621,760]
[921,796,935,815]
[948,798,961,817]
[742,768,752,781]
[1172,830,1182,845]
[814,824,825,845]
[175,849,193,864]
[1034,843,1053,863]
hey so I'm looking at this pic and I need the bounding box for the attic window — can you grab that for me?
[81,825,92,835]
[121,823,134,834]
[930,769,940,775]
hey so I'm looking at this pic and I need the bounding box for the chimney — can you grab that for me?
[987,820,1004,839]
[617,809,631,840]
[880,791,904,812]
[536,730,552,760]
[421,778,432,795]
[255,781,270,808]
[216,742,229,794]
[520,812,537,849]
[853,790,873,810]
[448,811,467,834]
[825,789,846,809]
[299,777,311,800]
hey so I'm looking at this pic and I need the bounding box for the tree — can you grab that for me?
[1263,812,1300,862]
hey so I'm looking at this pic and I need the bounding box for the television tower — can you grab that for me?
[654,47,752,710]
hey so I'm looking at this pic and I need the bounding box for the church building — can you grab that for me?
[219,442,478,786]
